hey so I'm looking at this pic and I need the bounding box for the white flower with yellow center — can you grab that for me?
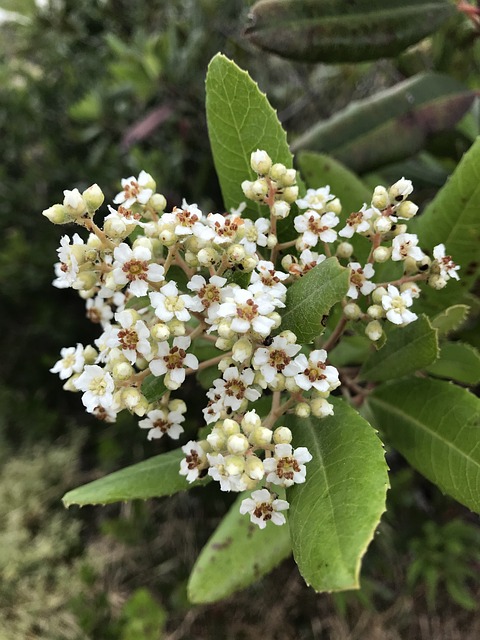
[287,249,326,277]
[339,204,374,238]
[107,310,152,364]
[74,364,115,413]
[50,343,85,380]
[382,285,417,325]
[149,336,198,385]
[206,213,243,245]
[53,234,85,289]
[252,336,301,383]
[149,280,194,323]
[347,262,376,299]
[113,170,154,208]
[162,200,214,242]
[249,260,288,303]
[139,407,185,440]
[206,453,247,492]
[296,187,335,212]
[186,274,229,317]
[238,218,269,254]
[294,210,339,248]
[112,243,164,297]
[217,288,276,337]
[263,444,312,487]
[85,296,114,327]
[293,349,340,392]
[239,489,289,529]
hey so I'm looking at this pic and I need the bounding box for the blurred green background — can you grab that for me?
[1,1,479,638]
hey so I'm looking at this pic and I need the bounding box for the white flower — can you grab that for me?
[209,367,260,411]
[294,210,339,247]
[113,170,154,208]
[149,336,198,384]
[433,244,460,281]
[50,344,85,380]
[287,249,326,277]
[217,288,276,337]
[382,284,417,325]
[180,441,208,483]
[139,408,185,440]
[85,296,114,326]
[52,234,84,289]
[149,281,194,323]
[347,262,376,299]
[74,364,115,413]
[296,187,335,212]
[239,489,289,529]
[389,177,413,202]
[110,310,152,364]
[249,260,288,303]
[239,218,269,254]
[252,336,301,383]
[104,204,142,237]
[206,453,247,492]
[112,243,164,296]
[162,200,214,241]
[186,274,229,316]
[294,349,340,392]
[263,444,312,487]
[339,204,374,238]
[206,213,242,245]
[391,233,424,262]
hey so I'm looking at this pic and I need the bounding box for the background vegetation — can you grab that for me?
[0,0,479,637]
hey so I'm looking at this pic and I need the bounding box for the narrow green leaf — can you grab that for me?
[292,74,475,174]
[426,342,480,386]
[245,0,455,63]
[63,449,206,506]
[286,398,389,592]
[369,378,480,513]
[431,304,470,336]
[359,315,439,382]
[142,375,167,404]
[188,493,291,604]
[206,53,294,219]
[280,257,350,343]
[414,138,480,292]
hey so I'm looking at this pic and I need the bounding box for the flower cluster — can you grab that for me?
[45,151,459,529]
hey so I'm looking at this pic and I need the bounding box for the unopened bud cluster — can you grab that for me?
[45,153,458,529]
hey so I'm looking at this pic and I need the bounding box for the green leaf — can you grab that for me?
[142,375,167,404]
[431,304,470,336]
[206,53,295,219]
[426,342,480,386]
[188,493,291,603]
[286,398,389,592]
[413,138,480,292]
[245,0,455,63]
[280,257,350,343]
[359,315,439,382]
[328,335,371,368]
[125,295,150,310]
[63,449,206,506]
[369,378,480,513]
[292,74,475,174]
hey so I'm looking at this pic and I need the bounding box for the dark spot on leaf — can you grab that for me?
[212,536,233,551]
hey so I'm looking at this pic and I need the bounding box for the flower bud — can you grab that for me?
[389,177,413,202]
[295,402,311,418]
[270,163,287,181]
[198,247,220,266]
[251,178,269,199]
[83,345,98,364]
[159,229,177,246]
[428,274,447,290]
[267,233,278,249]
[250,426,273,447]
[372,286,388,304]
[244,455,265,480]
[241,180,256,200]
[374,216,392,234]
[63,374,81,392]
[217,319,235,339]
[336,241,354,259]
[168,319,186,337]
[285,377,301,393]
[73,271,98,291]
[169,398,186,414]
[232,337,253,364]
[311,398,334,418]
[104,216,128,239]
[328,197,342,215]
[222,418,241,436]
[227,433,250,455]
[133,237,153,251]
[268,373,286,392]
[278,330,297,344]
[63,188,87,218]
[150,193,167,212]
[216,337,234,351]
[372,246,392,263]
[42,204,71,225]
[227,244,246,264]
[207,428,226,451]
[165,371,181,390]
[273,426,292,444]
[241,410,262,435]
[281,255,294,270]
[282,186,299,203]
[242,255,259,272]
[269,312,282,329]
[121,387,148,416]
[279,168,297,187]
[240,473,259,490]
[371,185,389,210]
[224,455,246,476]
[365,320,383,342]
[250,149,272,175]
[344,302,362,320]
[82,184,104,212]
[396,200,418,219]
[367,304,385,319]
[184,250,200,267]
[112,361,134,381]
[151,322,170,341]
[272,200,290,219]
